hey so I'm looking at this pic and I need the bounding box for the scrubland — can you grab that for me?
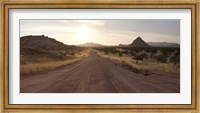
[95,47,180,75]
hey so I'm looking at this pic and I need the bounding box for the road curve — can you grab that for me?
[20,50,180,93]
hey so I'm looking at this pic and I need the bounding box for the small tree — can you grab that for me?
[132,56,143,63]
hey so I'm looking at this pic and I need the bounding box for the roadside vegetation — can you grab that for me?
[95,47,180,75]
[20,49,89,75]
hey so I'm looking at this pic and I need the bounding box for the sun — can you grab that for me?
[73,25,94,43]
[75,26,93,35]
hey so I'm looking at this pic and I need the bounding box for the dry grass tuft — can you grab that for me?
[20,58,82,74]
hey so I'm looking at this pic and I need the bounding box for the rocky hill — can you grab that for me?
[20,35,84,64]
[20,35,67,50]
[129,36,151,48]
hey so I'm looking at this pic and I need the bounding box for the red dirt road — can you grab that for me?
[20,50,180,93]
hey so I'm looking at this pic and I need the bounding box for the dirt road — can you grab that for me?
[20,50,180,93]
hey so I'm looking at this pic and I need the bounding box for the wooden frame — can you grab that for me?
[0,0,199,112]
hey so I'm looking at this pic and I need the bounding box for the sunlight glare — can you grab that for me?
[73,25,94,44]
[75,26,93,35]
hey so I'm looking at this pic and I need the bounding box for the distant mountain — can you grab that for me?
[129,36,151,48]
[118,44,127,47]
[79,42,104,47]
[147,42,180,47]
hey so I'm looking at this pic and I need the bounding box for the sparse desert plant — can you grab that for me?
[118,52,123,57]
[122,50,129,54]
[155,54,168,63]
[131,52,147,63]
[171,55,180,64]
[151,49,157,53]
[132,56,143,63]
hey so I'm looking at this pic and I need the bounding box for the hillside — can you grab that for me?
[20,35,67,50]
[129,36,151,48]
[20,35,84,64]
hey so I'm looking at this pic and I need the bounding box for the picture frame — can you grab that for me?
[0,0,199,113]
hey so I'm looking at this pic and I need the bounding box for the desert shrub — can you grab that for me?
[69,52,75,55]
[130,52,136,56]
[138,53,148,59]
[155,55,168,63]
[110,48,118,54]
[171,56,180,64]
[162,50,168,56]
[118,52,123,57]
[150,48,157,53]
[145,49,150,53]
[122,50,129,54]
[149,53,153,59]
[105,50,109,54]
[132,56,143,63]
[171,51,180,64]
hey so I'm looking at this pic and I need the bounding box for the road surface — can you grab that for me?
[20,50,180,93]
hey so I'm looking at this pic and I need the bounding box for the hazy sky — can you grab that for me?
[20,19,180,45]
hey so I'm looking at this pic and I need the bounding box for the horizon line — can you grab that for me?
[20,35,180,46]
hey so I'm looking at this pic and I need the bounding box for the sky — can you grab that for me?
[20,19,180,45]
